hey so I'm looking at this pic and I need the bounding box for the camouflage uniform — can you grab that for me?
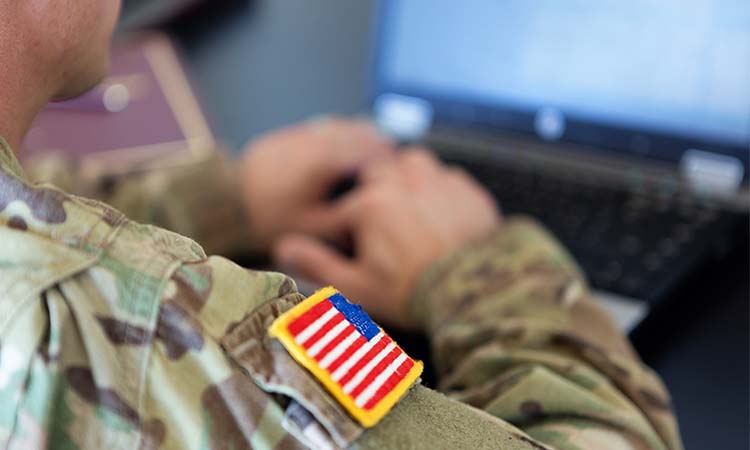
[0,137,682,450]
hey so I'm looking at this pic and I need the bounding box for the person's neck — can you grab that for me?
[0,79,52,153]
[0,46,56,153]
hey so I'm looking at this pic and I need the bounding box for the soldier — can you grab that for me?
[0,1,682,449]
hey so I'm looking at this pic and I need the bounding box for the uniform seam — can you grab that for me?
[133,257,184,450]
[0,251,99,334]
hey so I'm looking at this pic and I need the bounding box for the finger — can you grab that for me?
[295,206,352,244]
[309,117,391,147]
[273,234,364,291]
[287,187,377,252]
[398,147,442,173]
[362,147,443,184]
[359,157,402,185]
[445,165,477,184]
[331,185,387,227]
[309,119,396,175]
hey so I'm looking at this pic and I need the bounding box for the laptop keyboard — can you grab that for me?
[446,156,736,305]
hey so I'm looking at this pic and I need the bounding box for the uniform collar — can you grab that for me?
[0,136,29,181]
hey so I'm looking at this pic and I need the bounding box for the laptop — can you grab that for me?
[370,0,750,332]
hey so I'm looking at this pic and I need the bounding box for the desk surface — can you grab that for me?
[170,1,750,448]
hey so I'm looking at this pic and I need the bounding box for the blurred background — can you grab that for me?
[24,1,750,449]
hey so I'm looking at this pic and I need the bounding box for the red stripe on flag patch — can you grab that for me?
[287,300,333,336]
[363,358,414,410]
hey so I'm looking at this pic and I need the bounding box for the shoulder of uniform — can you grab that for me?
[0,193,207,335]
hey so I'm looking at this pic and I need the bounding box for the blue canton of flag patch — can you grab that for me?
[269,287,423,427]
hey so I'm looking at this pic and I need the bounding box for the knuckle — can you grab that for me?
[447,165,479,184]
[402,148,435,166]
[307,116,346,136]
[248,132,281,150]
[446,165,468,179]
[399,149,439,179]
[322,115,346,127]
[362,187,389,210]
[362,160,395,180]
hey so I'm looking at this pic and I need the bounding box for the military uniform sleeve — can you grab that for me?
[406,216,683,450]
[23,151,255,257]
[138,256,311,450]
[0,249,309,450]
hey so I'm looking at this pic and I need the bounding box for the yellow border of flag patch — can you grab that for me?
[269,287,423,427]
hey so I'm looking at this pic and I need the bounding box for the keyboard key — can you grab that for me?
[620,276,645,296]
[658,238,678,258]
[644,253,663,272]
[673,224,693,244]
[620,236,642,256]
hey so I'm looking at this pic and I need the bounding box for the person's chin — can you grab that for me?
[51,55,111,102]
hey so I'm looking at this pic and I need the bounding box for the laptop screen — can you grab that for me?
[372,0,750,183]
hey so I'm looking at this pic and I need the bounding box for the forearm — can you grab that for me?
[410,217,682,450]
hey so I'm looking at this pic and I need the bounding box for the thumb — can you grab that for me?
[273,234,363,292]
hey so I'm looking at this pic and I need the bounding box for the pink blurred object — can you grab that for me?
[21,33,215,177]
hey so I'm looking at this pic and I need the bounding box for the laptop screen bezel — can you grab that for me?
[369,0,750,186]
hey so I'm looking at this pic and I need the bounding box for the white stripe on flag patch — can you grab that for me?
[343,342,396,394]
[296,307,338,345]
[354,353,408,407]
[308,319,349,357]
[331,333,386,382]
[319,330,361,369]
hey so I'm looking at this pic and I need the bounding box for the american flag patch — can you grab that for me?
[269,286,423,427]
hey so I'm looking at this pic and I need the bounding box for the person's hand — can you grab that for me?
[273,149,501,330]
[240,118,395,252]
